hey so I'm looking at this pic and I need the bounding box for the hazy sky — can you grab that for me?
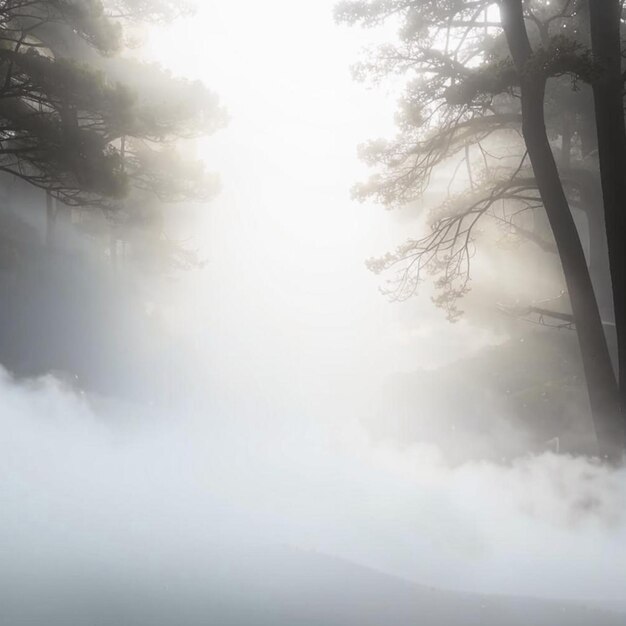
[142,0,507,396]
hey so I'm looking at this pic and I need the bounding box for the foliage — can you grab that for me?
[338,0,604,320]
[0,0,226,270]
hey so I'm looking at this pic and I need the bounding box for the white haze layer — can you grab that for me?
[1,0,626,621]
[1,370,625,610]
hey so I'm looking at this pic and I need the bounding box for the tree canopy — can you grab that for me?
[337,0,604,317]
[0,0,226,210]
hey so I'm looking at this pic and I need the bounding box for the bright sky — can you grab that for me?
[140,0,508,422]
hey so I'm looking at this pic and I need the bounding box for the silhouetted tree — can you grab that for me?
[0,0,226,266]
[500,0,621,459]
[337,0,624,459]
[0,1,225,391]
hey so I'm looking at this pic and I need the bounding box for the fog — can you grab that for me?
[1,1,626,624]
[3,366,626,623]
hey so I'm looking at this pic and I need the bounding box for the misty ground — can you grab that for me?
[2,371,626,625]
[3,545,625,626]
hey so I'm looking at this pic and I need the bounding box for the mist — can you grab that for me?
[1,1,626,625]
[3,368,626,623]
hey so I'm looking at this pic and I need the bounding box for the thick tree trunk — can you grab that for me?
[563,169,614,324]
[501,0,624,460]
[587,0,626,422]
[582,188,614,324]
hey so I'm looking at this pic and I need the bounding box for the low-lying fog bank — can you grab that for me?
[2,370,625,625]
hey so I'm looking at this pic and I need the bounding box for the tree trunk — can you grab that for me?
[110,229,118,269]
[587,0,626,427]
[561,112,572,170]
[46,192,56,249]
[581,185,614,325]
[500,0,624,460]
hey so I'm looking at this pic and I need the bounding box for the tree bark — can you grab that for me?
[46,192,56,249]
[587,0,626,428]
[500,0,624,460]
[580,183,614,324]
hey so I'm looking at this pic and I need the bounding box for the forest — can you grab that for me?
[0,1,625,625]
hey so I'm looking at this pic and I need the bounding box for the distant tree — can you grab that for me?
[337,0,624,459]
[0,1,226,393]
[0,2,129,205]
[59,2,226,269]
[0,0,226,268]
